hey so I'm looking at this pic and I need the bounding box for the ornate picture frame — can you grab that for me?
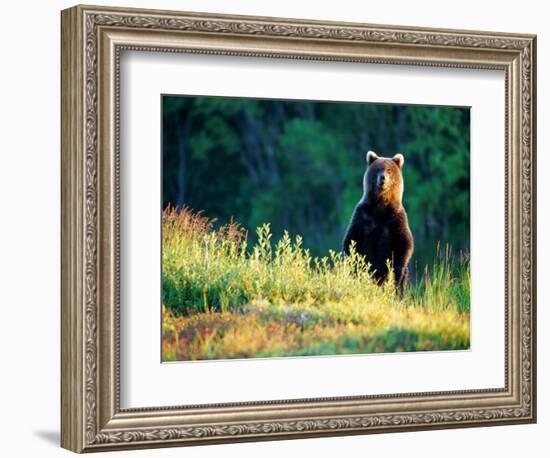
[61,4,536,453]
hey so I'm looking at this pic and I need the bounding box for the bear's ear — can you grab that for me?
[392,153,405,168]
[366,151,379,166]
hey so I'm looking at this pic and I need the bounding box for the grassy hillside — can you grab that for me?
[162,207,470,361]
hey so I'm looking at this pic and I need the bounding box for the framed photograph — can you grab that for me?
[61,4,537,453]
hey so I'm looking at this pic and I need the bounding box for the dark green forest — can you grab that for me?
[162,95,470,272]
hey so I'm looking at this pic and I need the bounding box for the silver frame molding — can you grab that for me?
[61,4,537,453]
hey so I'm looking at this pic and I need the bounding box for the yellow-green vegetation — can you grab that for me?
[162,207,470,361]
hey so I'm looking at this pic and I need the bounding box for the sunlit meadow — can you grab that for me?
[162,207,470,361]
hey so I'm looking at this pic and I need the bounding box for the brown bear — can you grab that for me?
[342,151,414,291]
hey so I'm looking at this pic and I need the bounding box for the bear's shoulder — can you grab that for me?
[351,201,374,222]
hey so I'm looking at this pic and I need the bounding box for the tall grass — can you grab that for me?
[162,207,470,361]
[407,243,470,314]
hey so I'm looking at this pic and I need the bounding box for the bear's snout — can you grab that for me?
[377,173,387,190]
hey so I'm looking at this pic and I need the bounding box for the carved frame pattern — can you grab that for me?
[61,4,536,453]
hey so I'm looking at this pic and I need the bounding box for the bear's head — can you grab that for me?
[363,150,405,206]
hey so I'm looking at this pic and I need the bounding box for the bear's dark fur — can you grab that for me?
[342,151,414,291]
